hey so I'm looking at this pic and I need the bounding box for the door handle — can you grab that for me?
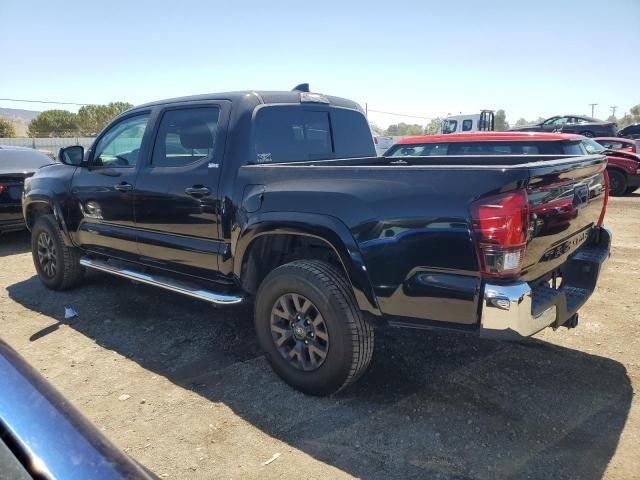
[185,186,211,197]
[114,182,133,192]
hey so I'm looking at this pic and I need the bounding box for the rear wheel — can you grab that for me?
[31,214,84,290]
[608,170,627,196]
[255,260,373,396]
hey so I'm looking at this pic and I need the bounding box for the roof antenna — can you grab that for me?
[292,83,310,92]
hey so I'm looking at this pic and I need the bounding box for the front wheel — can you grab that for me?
[579,130,595,138]
[626,186,638,194]
[608,170,627,196]
[31,214,85,290]
[255,260,373,396]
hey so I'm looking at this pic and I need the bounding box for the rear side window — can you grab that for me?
[447,142,564,155]
[152,107,219,167]
[253,106,374,162]
[388,143,449,156]
[462,119,473,131]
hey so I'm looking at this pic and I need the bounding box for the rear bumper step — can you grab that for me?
[479,226,611,340]
[79,257,244,305]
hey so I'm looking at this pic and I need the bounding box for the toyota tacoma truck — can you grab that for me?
[23,86,611,396]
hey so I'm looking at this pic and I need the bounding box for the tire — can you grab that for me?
[255,260,374,396]
[579,130,595,138]
[608,170,627,196]
[626,187,638,194]
[31,214,85,290]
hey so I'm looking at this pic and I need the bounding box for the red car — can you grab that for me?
[385,132,640,196]
[594,136,637,153]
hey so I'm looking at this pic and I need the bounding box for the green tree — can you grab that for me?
[369,123,385,136]
[0,117,16,137]
[76,102,133,135]
[618,104,640,128]
[424,117,443,135]
[606,115,617,123]
[514,118,530,127]
[495,110,509,131]
[385,122,424,136]
[28,110,79,137]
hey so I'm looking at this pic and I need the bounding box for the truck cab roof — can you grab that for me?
[131,90,363,114]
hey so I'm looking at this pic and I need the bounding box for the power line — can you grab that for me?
[0,98,95,106]
[367,108,434,120]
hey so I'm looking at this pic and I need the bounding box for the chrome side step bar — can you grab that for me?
[79,257,244,305]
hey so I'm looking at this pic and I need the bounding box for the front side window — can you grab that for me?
[582,138,606,154]
[92,114,149,167]
[596,140,623,150]
[462,119,473,131]
[152,107,219,167]
[543,116,567,126]
[441,120,457,134]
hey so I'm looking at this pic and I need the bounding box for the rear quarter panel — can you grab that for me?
[234,163,529,326]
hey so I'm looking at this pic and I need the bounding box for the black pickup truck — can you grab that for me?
[23,86,611,395]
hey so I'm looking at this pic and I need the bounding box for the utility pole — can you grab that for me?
[588,103,598,118]
[610,106,618,118]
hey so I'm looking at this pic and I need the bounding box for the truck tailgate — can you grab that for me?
[520,155,607,281]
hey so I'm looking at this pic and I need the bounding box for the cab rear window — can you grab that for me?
[253,105,374,163]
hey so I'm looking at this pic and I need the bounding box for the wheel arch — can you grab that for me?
[24,194,73,246]
[234,212,380,315]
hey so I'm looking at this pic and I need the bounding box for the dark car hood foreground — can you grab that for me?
[0,340,152,480]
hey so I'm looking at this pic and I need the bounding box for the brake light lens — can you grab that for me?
[0,184,5,195]
[470,190,530,278]
[597,170,609,227]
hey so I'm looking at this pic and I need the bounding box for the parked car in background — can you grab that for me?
[23,88,611,395]
[0,146,54,234]
[385,132,640,196]
[617,123,640,139]
[594,137,637,153]
[582,137,640,195]
[510,115,616,137]
[372,135,394,155]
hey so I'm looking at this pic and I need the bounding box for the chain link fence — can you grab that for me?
[0,137,95,159]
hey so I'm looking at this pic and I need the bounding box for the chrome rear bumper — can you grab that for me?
[480,226,611,339]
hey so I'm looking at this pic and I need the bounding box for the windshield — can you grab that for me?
[582,138,606,154]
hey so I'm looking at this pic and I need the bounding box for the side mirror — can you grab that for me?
[58,145,85,166]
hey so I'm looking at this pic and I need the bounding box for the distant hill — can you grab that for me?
[0,107,42,137]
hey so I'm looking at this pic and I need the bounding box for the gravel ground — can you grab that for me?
[0,195,638,480]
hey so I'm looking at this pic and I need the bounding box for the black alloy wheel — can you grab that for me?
[270,293,330,372]
[36,231,57,278]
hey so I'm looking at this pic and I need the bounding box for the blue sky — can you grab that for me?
[1,0,638,127]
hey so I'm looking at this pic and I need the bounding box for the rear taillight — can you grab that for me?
[597,170,609,227]
[0,184,5,195]
[470,190,530,278]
